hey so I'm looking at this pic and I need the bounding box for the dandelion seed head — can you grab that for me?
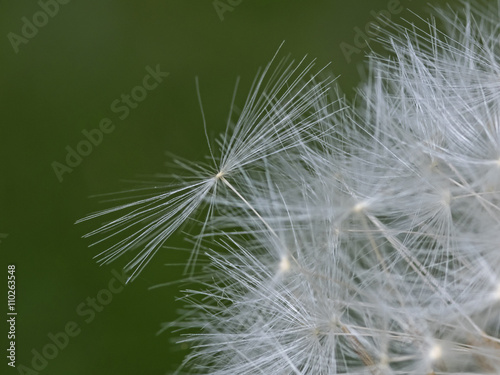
[81,1,500,372]
[168,4,500,368]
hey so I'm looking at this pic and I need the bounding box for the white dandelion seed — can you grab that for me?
[77,48,337,282]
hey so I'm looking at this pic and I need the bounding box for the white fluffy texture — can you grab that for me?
[85,1,500,373]
[77,52,334,282]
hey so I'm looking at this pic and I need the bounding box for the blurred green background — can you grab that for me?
[0,1,451,374]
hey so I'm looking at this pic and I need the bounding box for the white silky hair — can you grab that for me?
[80,1,500,373]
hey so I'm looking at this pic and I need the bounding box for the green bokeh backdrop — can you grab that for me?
[0,1,452,374]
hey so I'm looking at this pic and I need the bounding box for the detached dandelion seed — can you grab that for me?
[78,47,336,282]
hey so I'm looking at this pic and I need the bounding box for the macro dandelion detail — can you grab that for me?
[80,1,500,373]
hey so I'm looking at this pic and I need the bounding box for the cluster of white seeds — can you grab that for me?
[80,2,500,373]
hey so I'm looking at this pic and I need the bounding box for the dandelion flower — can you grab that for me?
[80,1,500,373]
